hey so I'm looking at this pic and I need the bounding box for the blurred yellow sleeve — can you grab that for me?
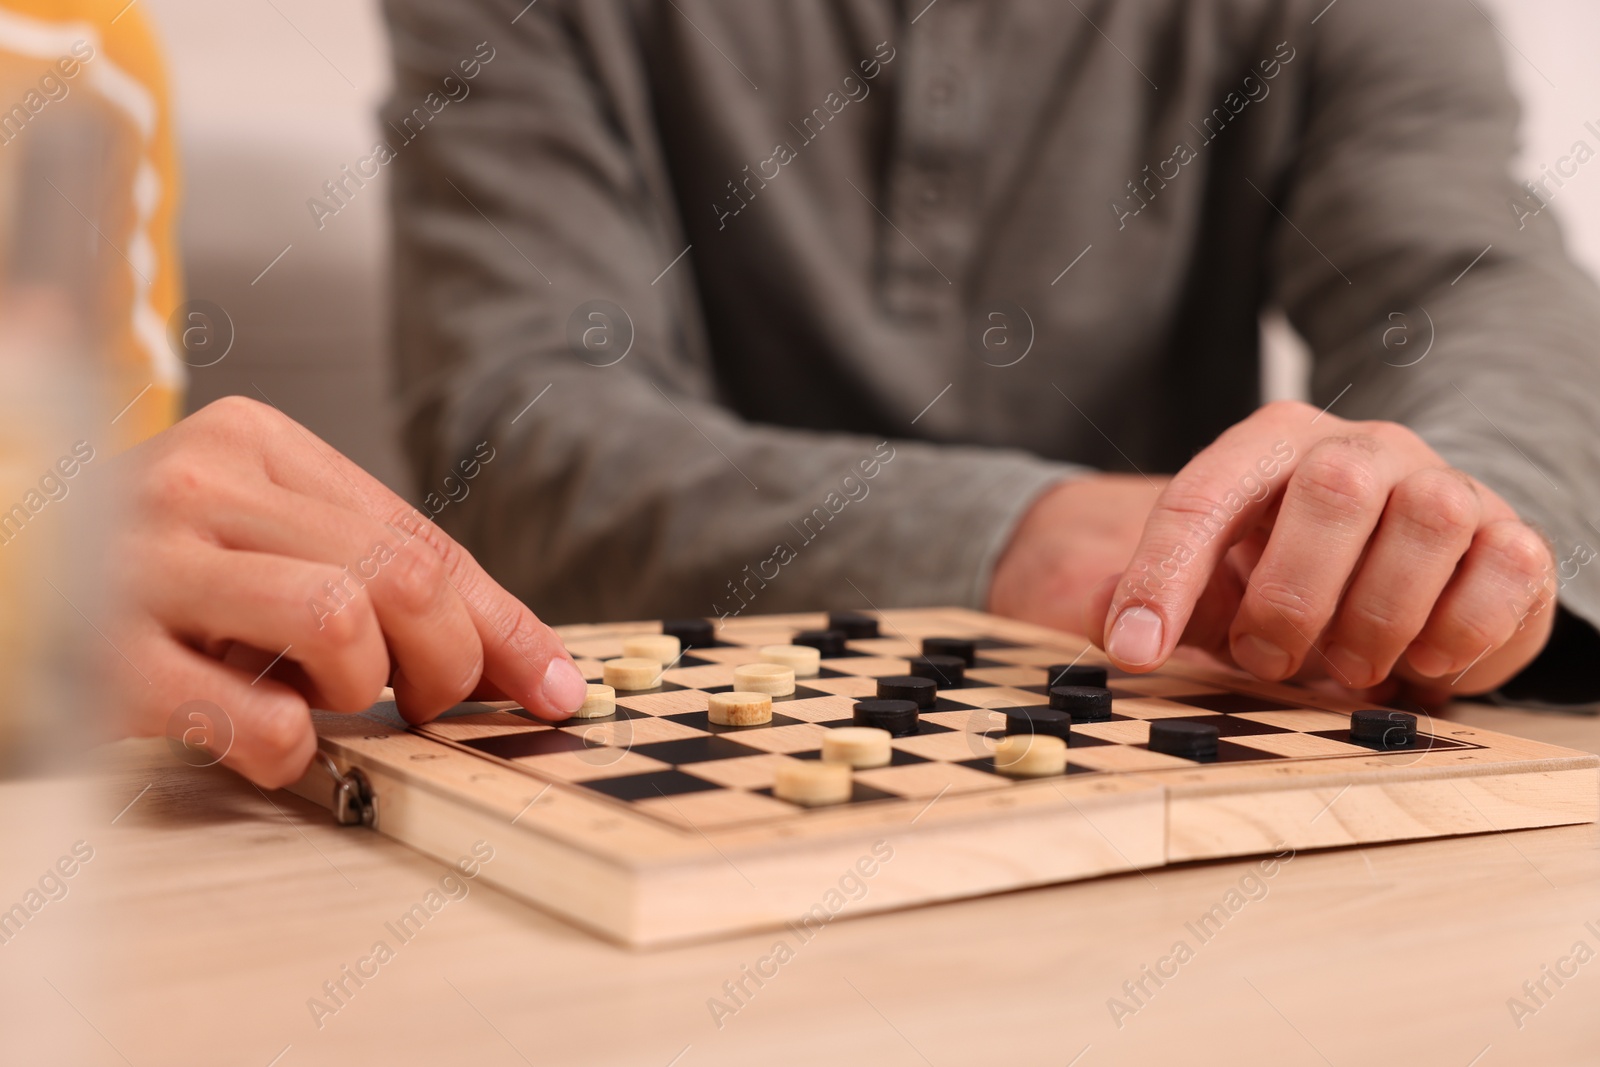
[0,0,184,449]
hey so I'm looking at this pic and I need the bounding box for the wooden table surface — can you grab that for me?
[3,701,1597,1067]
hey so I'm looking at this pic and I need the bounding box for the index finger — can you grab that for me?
[1100,404,1318,671]
[234,399,587,719]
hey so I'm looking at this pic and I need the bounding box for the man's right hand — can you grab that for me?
[101,397,588,787]
[987,474,1171,639]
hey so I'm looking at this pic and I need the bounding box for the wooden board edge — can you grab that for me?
[628,783,1167,947]
[1143,752,1600,799]
[1166,765,1600,861]
[287,751,649,946]
[287,745,1172,948]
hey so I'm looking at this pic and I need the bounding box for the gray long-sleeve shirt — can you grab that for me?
[382,0,1600,698]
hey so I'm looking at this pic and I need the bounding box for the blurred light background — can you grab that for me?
[145,0,1600,499]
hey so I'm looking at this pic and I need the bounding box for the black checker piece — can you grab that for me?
[909,654,967,687]
[877,675,937,708]
[819,718,953,736]
[1161,715,1290,738]
[1350,709,1417,748]
[662,618,718,649]
[794,629,864,657]
[827,611,879,639]
[922,637,976,666]
[1045,664,1109,689]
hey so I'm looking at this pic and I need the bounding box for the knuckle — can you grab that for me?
[1261,399,1317,423]
[1440,611,1504,654]
[432,653,484,709]
[1293,446,1381,515]
[1153,483,1231,525]
[143,455,211,514]
[389,509,466,581]
[247,700,313,785]
[1358,418,1418,446]
[1248,577,1326,630]
[490,595,537,654]
[1390,469,1478,540]
[310,588,368,650]
[490,595,563,666]
[1479,522,1552,582]
[203,394,273,423]
[381,542,446,614]
[1340,595,1414,645]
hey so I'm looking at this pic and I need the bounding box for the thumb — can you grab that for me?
[1083,574,1122,647]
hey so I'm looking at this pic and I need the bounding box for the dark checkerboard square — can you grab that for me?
[978,729,1116,749]
[609,680,690,696]
[1165,714,1290,738]
[755,782,902,805]
[702,684,831,702]
[939,676,990,690]
[1018,685,1146,699]
[792,748,930,766]
[1309,729,1478,753]
[663,710,805,733]
[818,718,953,736]
[1134,739,1288,764]
[928,695,1002,712]
[631,736,769,764]
[463,729,589,760]
[955,757,1096,778]
[580,769,724,801]
[432,701,517,721]
[553,705,651,726]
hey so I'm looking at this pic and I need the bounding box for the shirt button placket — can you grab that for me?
[879,0,984,323]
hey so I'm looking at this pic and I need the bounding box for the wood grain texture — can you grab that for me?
[44,706,1600,1067]
[287,608,1598,947]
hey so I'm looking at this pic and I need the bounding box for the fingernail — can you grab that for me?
[1406,642,1452,678]
[539,658,587,716]
[1324,644,1372,688]
[1108,606,1164,667]
[1236,634,1291,680]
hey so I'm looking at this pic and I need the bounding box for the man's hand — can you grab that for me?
[102,397,588,787]
[1083,401,1557,696]
[988,474,1172,638]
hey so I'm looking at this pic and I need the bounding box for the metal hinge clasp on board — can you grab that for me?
[316,752,378,829]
